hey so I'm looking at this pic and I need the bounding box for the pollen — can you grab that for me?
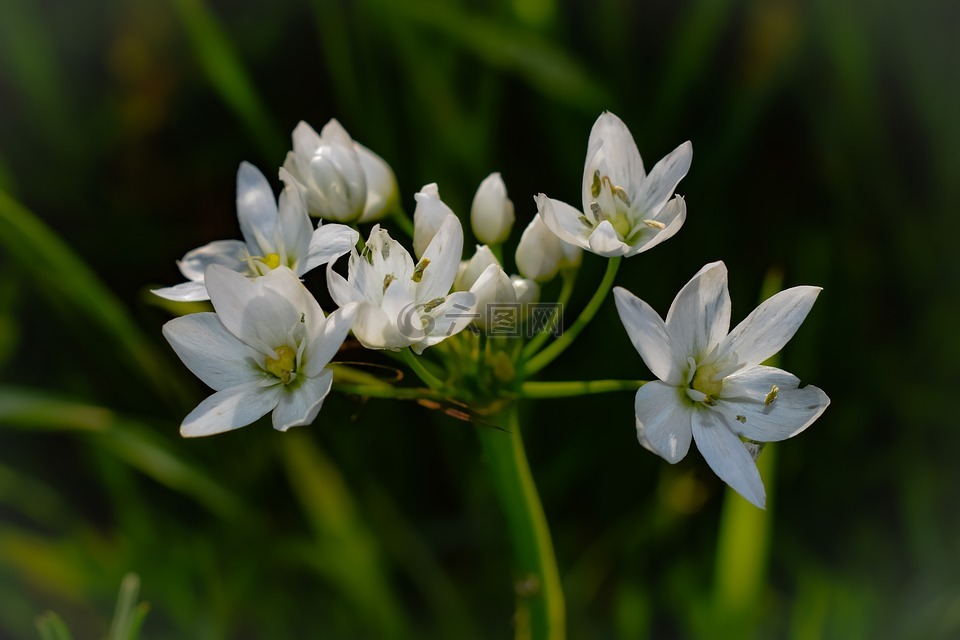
[264,345,297,384]
[642,219,666,230]
[412,258,430,282]
[262,253,281,270]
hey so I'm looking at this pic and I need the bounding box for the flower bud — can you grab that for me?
[413,183,456,258]
[471,172,514,245]
[469,263,515,329]
[454,245,500,291]
[515,214,583,282]
[511,276,540,306]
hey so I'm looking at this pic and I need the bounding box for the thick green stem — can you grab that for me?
[401,348,445,390]
[333,383,444,401]
[478,404,565,640]
[520,379,646,398]
[522,257,621,376]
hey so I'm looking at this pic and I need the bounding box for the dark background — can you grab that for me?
[1,0,958,638]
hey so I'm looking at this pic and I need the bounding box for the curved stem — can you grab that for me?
[401,348,445,390]
[521,268,578,361]
[520,379,646,398]
[390,205,416,238]
[523,257,621,376]
[333,383,444,401]
[478,403,565,639]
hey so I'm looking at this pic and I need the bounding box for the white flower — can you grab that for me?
[162,265,357,437]
[453,245,539,330]
[413,183,456,258]
[471,172,514,245]
[613,261,830,508]
[283,119,398,222]
[327,215,476,354]
[537,111,692,257]
[153,163,358,302]
[515,213,583,282]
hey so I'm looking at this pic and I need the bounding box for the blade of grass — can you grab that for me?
[108,574,144,640]
[0,386,245,519]
[0,190,189,405]
[172,0,284,160]
[35,612,74,640]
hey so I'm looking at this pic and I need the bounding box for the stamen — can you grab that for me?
[422,297,445,313]
[412,258,430,283]
[383,274,396,293]
[611,184,631,205]
[591,170,601,198]
[764,385,779,406]
[642,219,666,230]
[264,345,297,384]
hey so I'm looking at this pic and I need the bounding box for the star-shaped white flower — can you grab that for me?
[327,215,476,353]
[537,111,692,257]
[613,261,830,508]
[162,265,357,437]
[153,162,358,302]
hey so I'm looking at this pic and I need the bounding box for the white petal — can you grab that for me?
[719,366,830,442]
[454,245,500,291]
[587,220,630,256]
[665,261,731,361]
[163,313,265,391]
[634,141,693,217]
[177,240,249,281]
[152,281,211,302]
[353,300,409,350]
[413,183,456,258]
[367,225,415,286]
[320,118,354,146]
[470,264,515,328]
[272,369,334,432]
[692,409,766,508]
[413,291,477,353]
[180,381,281,437]
[719,286,822,369]
[356,143,398,223]
[515,213,563,282]
[416,214,463,304]
[236,162,278,256]
[300,223,359,275]
[303,303,358,377]
[326,258,364,307]
[205,265,300,354]
[613,287,685,385]
[275,171,313,264]
[292,121,322,158]
[511,276,540,306]
[633,381,692,463]
[582,112,645,210]
[625,196,686,257]
[536,194,591,249]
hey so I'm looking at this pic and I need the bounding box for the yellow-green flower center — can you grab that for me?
[691,363,723,404]
[264,345,297,384]
[262,253,281,270]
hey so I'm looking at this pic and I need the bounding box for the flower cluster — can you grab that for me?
[156,113,828,508]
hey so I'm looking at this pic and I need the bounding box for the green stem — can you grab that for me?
[478,403,565,640]
[521,268,578,361]
[401,348,445,390]
[333,383,444,401]
[520,379,646,398]
[390,205,416,238]
[523,257,621,376]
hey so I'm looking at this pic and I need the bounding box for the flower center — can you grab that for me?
[262,253,281,270]
[689,361,724,405]
[588,171,634,240]
[264,345,297,384]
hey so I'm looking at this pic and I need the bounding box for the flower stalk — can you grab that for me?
[478,403,565,640]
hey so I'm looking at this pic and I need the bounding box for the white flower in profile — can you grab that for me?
[162,265,357,437]
[515,213,583,282]
[327,215,476,354]
[537,111,692,257]
[613,261,830,508]
[471,172,515,245]
[454,245,540,330]
[153,162,358,302]
[283,119,399,222]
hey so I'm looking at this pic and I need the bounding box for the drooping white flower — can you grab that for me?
[153,163,358,302]
[282,119,399,222]
[537,111,692,257]
[471,172,515,245]
[413,183,456,259]
[515,213,583,282]
[327,215,476,354]
[613,261,829,508]
[162,265,357,437]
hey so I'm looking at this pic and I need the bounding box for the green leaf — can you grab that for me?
[35,612,74,640]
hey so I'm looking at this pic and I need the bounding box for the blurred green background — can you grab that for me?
[1,0,958,637]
